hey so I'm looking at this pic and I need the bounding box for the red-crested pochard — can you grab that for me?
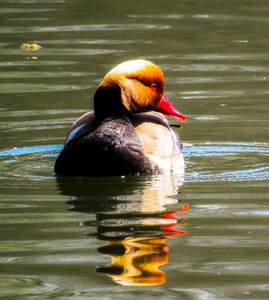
[54,59,187,176]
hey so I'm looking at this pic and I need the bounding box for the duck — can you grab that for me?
[54,59,187,176]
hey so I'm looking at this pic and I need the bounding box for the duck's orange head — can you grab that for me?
[94,59,187,122]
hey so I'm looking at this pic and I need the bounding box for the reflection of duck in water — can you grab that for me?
[54,59,187,176]
[57,175,189,286]
[97,201,188,287]
[97,236,169,286]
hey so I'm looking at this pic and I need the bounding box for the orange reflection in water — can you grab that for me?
[97,203,189,286]
[57,174,189,287]
[98,236,168,286]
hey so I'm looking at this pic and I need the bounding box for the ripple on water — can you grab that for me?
[0,142,268,184]
[0,145,61,192]
[184,142,269,182]
[0,277,58,299]
[0,23,170,34]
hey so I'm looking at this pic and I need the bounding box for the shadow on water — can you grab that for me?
[56,174,189,286]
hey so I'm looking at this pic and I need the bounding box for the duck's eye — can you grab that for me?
[150,83,157,91]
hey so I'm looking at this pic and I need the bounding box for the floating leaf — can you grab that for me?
[26,56,39,60]
[21,43,41,51]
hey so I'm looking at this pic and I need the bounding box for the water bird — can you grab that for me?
[54,59,187,176]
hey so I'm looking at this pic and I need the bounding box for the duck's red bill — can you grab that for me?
[157,95,187,123]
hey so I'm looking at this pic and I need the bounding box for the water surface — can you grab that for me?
[0,0,269,299]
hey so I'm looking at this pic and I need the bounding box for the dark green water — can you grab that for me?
[0,0,269,298]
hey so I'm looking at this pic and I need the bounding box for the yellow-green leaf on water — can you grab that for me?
[21,43,41,51]
[26,56,39,60]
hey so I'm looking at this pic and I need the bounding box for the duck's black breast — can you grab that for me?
[54,117,158,176]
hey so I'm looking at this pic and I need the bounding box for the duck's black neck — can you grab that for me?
[93,87,130,122]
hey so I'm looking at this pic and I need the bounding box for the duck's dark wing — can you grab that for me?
[54,117,158,176]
